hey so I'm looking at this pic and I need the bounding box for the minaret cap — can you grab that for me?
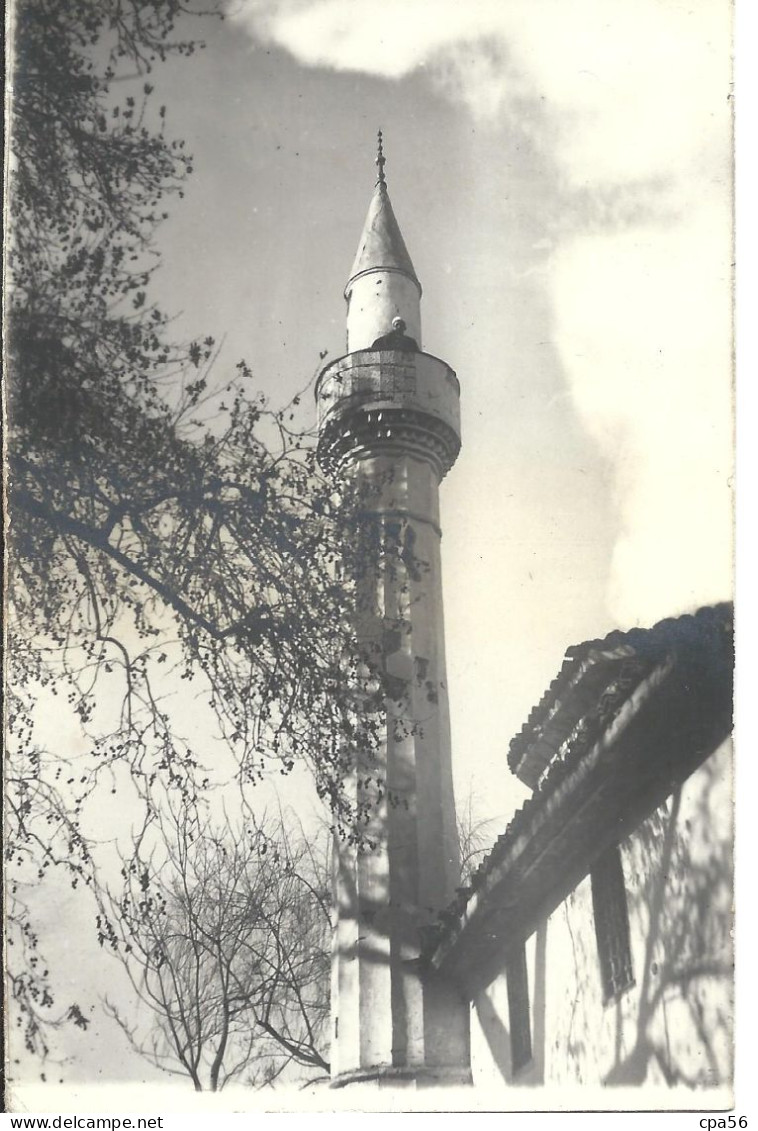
[345,131,421,296]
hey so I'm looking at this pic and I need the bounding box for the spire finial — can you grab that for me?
[375,129,386,187]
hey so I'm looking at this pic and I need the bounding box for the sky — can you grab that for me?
[144,0,732,817]
[9,0,736,1104]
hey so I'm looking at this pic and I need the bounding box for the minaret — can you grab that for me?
[316,134,471,1087]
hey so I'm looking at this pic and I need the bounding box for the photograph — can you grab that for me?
[3,0,735,1115]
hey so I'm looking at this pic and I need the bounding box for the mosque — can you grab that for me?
[314,135,734,1096]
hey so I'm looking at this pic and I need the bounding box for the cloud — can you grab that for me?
[551,195,733,623]
[226,0,507,79]
[228,0,733,623]
[228,0,730,186]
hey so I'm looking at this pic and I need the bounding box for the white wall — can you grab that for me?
[470,740,733,1093]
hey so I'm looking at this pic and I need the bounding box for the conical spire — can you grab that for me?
[344,132,423,352]
[346,131,420,293]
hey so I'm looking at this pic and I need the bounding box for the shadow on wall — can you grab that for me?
[474,746,732,1088]
[474,923,547,1086]
[475,994,514,1083]
[605,747,733,1087]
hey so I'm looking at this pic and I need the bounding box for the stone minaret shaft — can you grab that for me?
[316,136,470,1087]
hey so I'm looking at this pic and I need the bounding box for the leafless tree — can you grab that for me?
[102,803,331,1090]
[456,792,500,887]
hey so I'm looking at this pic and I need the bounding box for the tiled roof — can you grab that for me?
[425,602,734,985]
[508,602,734,787]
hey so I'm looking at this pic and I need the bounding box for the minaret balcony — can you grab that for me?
[316,349,461,480]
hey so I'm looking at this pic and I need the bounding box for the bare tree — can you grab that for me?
[102,803,331,1090]
[456,792,500,887]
